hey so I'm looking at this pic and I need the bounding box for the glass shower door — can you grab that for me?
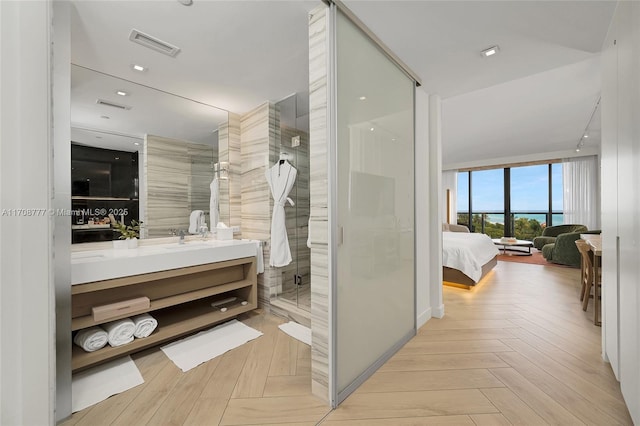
[274,94,311,312]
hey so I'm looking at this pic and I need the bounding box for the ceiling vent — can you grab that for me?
[96,99,132,110]
[129,29,181,58]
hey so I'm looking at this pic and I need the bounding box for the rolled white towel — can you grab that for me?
[132,313,158,338]
[103,318,136,347]
[73,326,108,352]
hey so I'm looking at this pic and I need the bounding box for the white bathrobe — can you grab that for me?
[266,160,297,267]
[210,177,219,230]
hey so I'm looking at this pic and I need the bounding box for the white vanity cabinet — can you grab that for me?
[71,241,258,371]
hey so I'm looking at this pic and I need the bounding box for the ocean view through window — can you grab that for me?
[457,163,563,241]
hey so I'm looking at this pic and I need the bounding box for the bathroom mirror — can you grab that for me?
[70,64,230,242]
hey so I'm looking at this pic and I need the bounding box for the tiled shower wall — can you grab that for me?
[240,102,280,309]
[308,5,330,403]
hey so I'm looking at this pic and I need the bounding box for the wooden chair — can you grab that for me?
[575,239,598,311]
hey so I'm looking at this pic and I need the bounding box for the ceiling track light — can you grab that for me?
[576,96,601,153]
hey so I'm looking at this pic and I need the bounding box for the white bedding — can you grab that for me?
[443,232,500,282]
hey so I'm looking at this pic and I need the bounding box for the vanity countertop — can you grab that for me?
[71,239,257,285]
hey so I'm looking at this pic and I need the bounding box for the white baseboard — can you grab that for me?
[416,307,432,329]
[432,304,445,319]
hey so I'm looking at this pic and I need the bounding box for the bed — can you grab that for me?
[443,231,500,288]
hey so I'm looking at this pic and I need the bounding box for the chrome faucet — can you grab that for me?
[178,229,185,244]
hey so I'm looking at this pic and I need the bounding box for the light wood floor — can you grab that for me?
[61,261,632,425]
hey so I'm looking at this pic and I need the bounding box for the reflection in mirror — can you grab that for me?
[70,64,230,242]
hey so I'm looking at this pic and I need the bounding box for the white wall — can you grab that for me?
[0,1,56,424]
[429,95,444,319]
[415,88,431,328]
[53,0,73,421]
[441,170,457,225]
[600,1,640,423]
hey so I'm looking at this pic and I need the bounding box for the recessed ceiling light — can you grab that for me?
[116,90,128,96]
[359,96,367,101]
[115,157,120,160]
[177,0,193,5]
[134,142,140,146]
[100,115,110,119]
[370,127,375,132]
[481,45,500,58]
[584,134,589,138]
[132,64,147,72]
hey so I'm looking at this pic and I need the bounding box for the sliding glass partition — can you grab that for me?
[333,10,415,403]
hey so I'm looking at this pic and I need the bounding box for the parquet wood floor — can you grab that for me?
[61,261,631,425]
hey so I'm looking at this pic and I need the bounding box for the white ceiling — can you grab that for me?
[344,1,615,167]
[440,56,602,167]
[70,0,616,167]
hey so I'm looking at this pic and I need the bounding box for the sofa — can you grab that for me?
[533,224,588,250]
[541,229,601,267]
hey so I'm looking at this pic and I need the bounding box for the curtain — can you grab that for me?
[442,170,457,224]
[563,156,599,230]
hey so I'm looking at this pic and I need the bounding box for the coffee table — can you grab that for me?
[491,238,534,256]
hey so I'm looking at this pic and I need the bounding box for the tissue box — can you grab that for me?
[216,227,233,240]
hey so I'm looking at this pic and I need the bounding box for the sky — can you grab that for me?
[458,164,563,213]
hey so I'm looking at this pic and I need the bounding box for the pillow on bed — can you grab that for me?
[448,224,470,233]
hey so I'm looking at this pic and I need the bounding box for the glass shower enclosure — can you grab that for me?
[271,93,311,314]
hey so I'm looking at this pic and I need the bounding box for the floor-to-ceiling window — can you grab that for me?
[457,162,563,240]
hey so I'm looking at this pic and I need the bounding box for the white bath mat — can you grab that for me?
[278,321,311,345]
[161,319,263,372]
[71,355,144,413]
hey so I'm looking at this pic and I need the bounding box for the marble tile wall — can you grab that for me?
[217,120,230,226]
[240,102,279,309]
[217,113,241,229]
[308,5,330,403]
[143,134,215,238]
[228,113,242,229]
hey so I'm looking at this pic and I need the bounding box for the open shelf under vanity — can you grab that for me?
[71,255,257,372]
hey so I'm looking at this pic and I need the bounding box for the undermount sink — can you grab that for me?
[162,241,211,249]
[73,253,105,260]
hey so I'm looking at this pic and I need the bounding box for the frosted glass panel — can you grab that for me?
[335,11,415,397]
